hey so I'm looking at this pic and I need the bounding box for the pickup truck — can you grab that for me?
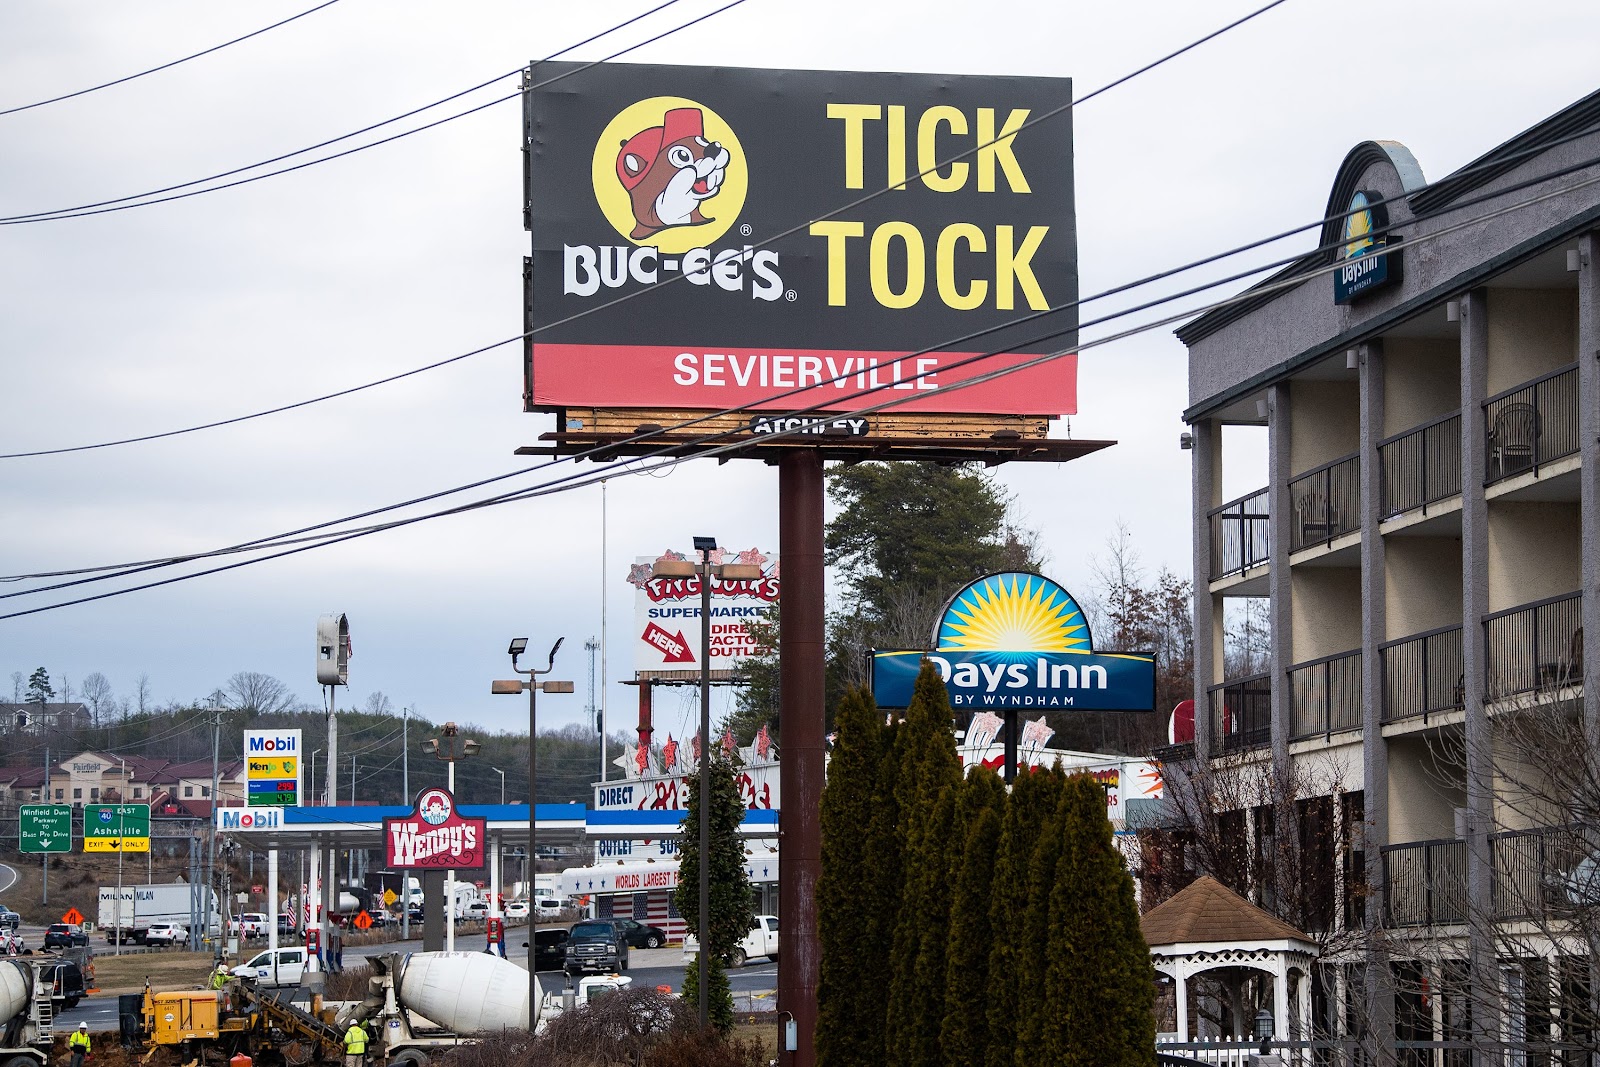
[683,914,779,968]
[0,905,20,931]
[564,919,630,977]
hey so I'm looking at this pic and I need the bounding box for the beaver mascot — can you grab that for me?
[615,107,731,240]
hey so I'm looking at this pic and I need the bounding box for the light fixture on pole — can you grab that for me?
[420,722,479,952]
[493,636,573,1032]
[650,537,762,1030]
[491,767,506,806]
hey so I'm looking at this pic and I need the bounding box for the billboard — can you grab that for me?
[525,63,1077,417]
[384,788,486,870]
[628,548,778,674]
[244,729,303,806]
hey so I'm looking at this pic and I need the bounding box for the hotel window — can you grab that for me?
[202,786,211,798]
[54,789,63,800]
[73,788,81,799]
[184,785,194,798]
[133,788,142,799]
[90,788,99,801]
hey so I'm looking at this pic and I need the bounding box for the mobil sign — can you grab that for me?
[524,62,1078,417]
[629,548,778,673]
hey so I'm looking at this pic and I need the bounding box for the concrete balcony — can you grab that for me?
[1382,824,1600,928]
[1207,487,1269,591]
[1288,451,1361,560]
[1484,591,1583,700]
[1207,673,1271,754]
[1482,363,1580,488]
[1380,625,1464,727]
[1379,411,1462,530]
[1288,649,1362,741]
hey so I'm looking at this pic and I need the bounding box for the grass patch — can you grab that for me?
[90,950,216,994]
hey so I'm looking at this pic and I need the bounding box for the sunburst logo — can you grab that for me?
[935,572,1092,654]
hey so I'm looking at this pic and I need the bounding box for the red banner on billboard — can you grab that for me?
[384,788,486,870]
[529,344,1076,415]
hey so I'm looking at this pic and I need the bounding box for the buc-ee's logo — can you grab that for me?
[565,96,783,301]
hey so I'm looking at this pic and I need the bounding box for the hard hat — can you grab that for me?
[78,1023,88,1030]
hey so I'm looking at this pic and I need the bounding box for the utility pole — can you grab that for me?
[585,637,601,782]
[204,709,222,957]
[41,746,48,907]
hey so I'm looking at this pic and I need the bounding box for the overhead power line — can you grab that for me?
[0,0,1295,459]
[0,0,746,226]
[0,0,347,117]
[0,160,1593,622]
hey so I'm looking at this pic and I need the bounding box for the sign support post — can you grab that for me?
[777,449,824,1067]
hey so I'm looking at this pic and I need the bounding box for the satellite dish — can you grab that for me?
[1169,700,1195,745]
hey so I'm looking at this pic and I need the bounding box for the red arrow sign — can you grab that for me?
[642,622,694,664]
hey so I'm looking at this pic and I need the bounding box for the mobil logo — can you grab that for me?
[219,808,282,831]
[248,734,299,754]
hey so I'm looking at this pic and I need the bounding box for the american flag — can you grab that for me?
[754,723,772,760]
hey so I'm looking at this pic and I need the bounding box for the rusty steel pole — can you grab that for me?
[777,448,824,1067]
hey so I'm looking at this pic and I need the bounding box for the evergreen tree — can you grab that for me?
[984,767,1058,1067]
[673,754,752,1033]
[940,767,1006,1067]
[858,713,903,1062]
[1008,766,1069,1067]
[884,663,962,1067]
[25,668,53,705]
[1043,774,1156,1067]
[816,688,885,1067]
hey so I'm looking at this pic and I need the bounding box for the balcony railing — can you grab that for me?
[1288,452,1360,552]
[1207,487,1270,580]
[1380,625,1464,723]
[1288,649,1362,740]
[1379,411,1461,516]
[1483,591,1583,699]
[1483,363,1579,485]
[1382,837,1468,926]
[1383,825,1600,927]
[1208,673,1272,754]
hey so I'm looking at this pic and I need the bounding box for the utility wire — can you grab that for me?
[2,160,1592,622]
[0,0,748,226]
[0,0,1299,458]
[6,120,1600,593]
[0,0,688,223]
[0,0,346,117]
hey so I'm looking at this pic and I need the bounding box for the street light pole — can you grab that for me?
[491,768,506,806]
[651,538,763,1031]
[495,638,572,1033]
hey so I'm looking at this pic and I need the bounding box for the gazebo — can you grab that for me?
[1141,875,1320,1042]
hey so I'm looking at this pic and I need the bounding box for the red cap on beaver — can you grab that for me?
[616,108,705,191]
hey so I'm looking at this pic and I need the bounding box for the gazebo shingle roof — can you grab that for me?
[1141,875,1311,947]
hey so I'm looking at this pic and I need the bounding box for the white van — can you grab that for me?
[233,947,308,987]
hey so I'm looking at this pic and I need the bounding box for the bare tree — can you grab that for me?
[80,672,114,727]
[224,672,298,715]
[363,691,394,717]
[9,672,21,703]
[133,673,152,716]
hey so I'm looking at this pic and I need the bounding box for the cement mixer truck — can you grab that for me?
[0,957,70,1067]
[342,951,537,1064]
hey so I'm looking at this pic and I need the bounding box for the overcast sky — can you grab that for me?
[2,0,1597,748]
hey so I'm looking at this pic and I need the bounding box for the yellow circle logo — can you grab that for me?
[591,96,746,254]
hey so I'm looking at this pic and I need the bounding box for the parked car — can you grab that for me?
[613,919,667,949]
[504,900,531,919]
[564,919,630,977]
[43,924,89,949]
[232,946,308,988]
[144,923,187,947]
[0,906,21,931]
[528,927,569,971]
[230,913,268,938]
[683,914,778,968]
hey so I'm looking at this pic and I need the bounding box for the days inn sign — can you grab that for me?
[871,572,1155,712]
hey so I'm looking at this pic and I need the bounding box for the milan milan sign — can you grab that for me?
[384,788,486,870]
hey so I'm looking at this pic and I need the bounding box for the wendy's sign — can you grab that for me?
[384,787,486,870]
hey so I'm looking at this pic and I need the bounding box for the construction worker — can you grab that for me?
[341,1020,368,1067]
[211,963,230,990]
[67,1023,90,1067]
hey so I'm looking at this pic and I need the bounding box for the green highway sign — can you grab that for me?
[19,804,72,854]
[83,803,150,853]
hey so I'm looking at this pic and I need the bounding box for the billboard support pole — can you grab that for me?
[777,448,824,1067]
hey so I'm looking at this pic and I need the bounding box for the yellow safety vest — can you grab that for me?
[69,1032,90,1053]
[343,1026,368,1055]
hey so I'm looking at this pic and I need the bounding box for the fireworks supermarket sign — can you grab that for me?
[628,548,778,674]
[524,62,1078,417]
[384,788,486,870]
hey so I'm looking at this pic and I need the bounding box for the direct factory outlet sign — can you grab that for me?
[525,62,1079,417]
